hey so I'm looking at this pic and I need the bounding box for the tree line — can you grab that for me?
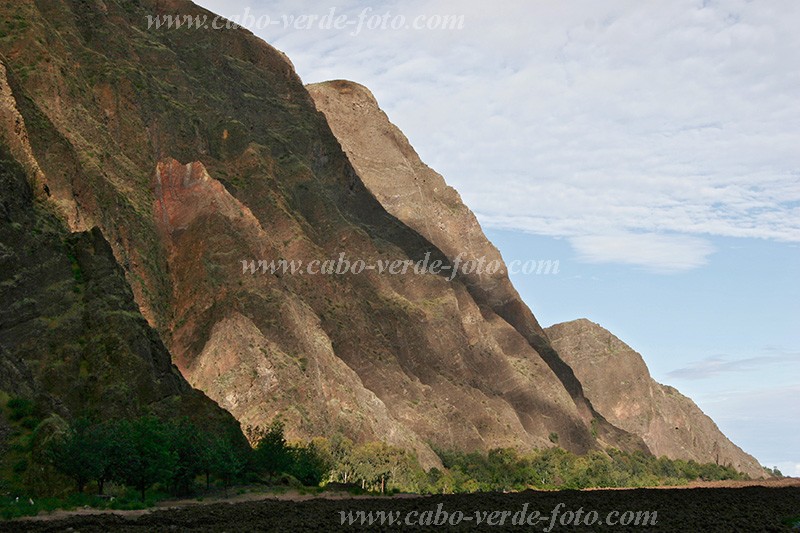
[43,417,423,499]
[432,446,746,492]
[2,397,748,503]
[45,416,248,500]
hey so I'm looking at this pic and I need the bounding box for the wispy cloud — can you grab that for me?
[570,232,714,273]
[668,349,800,380]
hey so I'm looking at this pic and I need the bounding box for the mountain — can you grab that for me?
[0,0,761,476]
[546,319,765,478]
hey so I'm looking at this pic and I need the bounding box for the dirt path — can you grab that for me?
[17,487,422,522]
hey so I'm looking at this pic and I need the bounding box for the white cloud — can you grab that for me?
[194,0,800,272]
[570,232,714,272]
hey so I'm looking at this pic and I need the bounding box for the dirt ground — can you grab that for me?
[4,479,799,532]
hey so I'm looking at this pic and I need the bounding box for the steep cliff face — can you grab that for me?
[546,319,765,478]
[0,0,649,463]
[0,139,237,432]
[307,80,645,453]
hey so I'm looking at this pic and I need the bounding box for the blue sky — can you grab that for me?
[195,0,800,476]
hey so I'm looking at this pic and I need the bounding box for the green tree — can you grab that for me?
[323,433,356,484]
[288,442,331,486]
[209,433,247,496]
[352,442,393,492]
[350,441,423,493]
[115,416,177,501]
[46,418,100,493]
[166,418,204,496]
[253,419,291,480]
[87,420,130,495]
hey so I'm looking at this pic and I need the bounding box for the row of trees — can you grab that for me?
[45,417,248,500]
[40,415,747,500]
[45,419,434,498]
[44,417,355,500]
[435,446,746,492]
[43,415,419,500]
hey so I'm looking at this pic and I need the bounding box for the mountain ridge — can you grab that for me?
[0,0,765,479]
[307,78,647,454]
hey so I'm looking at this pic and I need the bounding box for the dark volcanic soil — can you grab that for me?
[5,485,799,532]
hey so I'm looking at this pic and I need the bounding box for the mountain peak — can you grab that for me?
[308,80,379,104]
[546,320,766,478]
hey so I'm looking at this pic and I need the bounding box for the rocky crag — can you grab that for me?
[547,319,765,478]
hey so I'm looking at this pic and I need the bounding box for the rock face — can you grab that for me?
[546,319,765,478]
[306,81,520,312]
[0,0,760,475]
[307,80,645,454]
[0,141,237,433]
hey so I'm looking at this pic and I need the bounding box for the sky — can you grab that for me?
[194,0,800,476]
